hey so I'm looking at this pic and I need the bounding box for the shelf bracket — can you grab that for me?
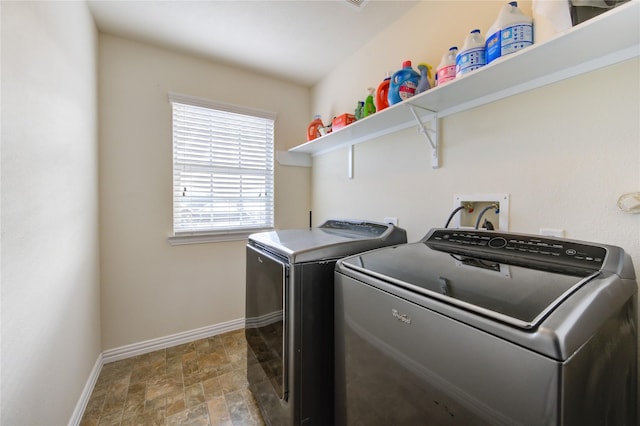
[409,106,439,169]
[348,144,354,179]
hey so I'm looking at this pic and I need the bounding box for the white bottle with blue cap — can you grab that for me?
[486,1,533,64]
[435,47,458,86]
[456,29,486,77]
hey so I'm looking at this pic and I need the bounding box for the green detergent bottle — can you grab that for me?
[363,88,376,117]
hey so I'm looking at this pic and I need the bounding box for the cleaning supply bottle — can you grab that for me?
[375,72,391,111]
[363,88,376,117]
[354,101,364,120]
[306,115,324,141]
[387,61,420,105]
[532,0,571,44]
[416,63,433,94]
[486,1,533,64]
[435,47,458,86]
[456,29,486,77]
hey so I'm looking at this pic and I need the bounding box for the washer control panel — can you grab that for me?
[425,229,607,270]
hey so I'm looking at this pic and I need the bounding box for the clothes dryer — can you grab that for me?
[246,219,407,425]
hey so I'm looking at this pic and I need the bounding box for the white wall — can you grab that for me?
[1,2,101,424]
[99,34,311,350]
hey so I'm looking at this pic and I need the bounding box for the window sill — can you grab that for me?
[168,228,273,246]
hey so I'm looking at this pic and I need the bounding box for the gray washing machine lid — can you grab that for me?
[248,219,407,263]
[338,229,624,330]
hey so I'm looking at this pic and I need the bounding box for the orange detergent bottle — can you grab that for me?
[375,72,391,111]
[307,115,325,141]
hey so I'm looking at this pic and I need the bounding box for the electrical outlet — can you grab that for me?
[452,194,509,230]
[384,217,399,226]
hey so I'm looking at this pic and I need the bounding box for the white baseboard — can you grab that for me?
[102,317,244,364]
[68,353,103,426]
[69,318,244,425]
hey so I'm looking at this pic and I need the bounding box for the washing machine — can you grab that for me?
[335,228,637,425]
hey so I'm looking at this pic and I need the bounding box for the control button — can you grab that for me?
[488,237,508,248]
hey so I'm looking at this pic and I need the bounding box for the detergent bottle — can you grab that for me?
[532,0,571,43]
[456,29,486,77]
[486,1,533,64]
[363,88,376,117]
[354,101,364,120]
[435,47,458,86]
[306,115,324,141]
[416,63,433,94]
[387,61,420,105]
[375,72,391,111]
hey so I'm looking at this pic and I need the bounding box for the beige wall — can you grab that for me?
[98,34,311,350]
[1,1,101,423]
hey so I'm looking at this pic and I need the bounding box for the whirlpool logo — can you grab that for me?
[391,309,411,325]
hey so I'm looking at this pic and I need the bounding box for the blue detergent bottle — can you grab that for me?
[388,61,420,106]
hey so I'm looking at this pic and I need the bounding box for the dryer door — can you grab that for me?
[245,245,289,401]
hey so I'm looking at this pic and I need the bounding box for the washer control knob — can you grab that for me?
[488,237,508,248]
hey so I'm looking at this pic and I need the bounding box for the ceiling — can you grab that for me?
[87,0,420,87]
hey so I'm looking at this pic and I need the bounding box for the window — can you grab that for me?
[169,92,275,244]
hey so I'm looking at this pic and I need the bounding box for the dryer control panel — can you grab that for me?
[320,219,390,236]
[425,229,607,271]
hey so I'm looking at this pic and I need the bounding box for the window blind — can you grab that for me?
[170,93,275,236]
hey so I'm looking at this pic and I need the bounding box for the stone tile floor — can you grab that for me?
[80,329,265,426]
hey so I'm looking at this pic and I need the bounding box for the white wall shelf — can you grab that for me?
[289,0,639,168]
